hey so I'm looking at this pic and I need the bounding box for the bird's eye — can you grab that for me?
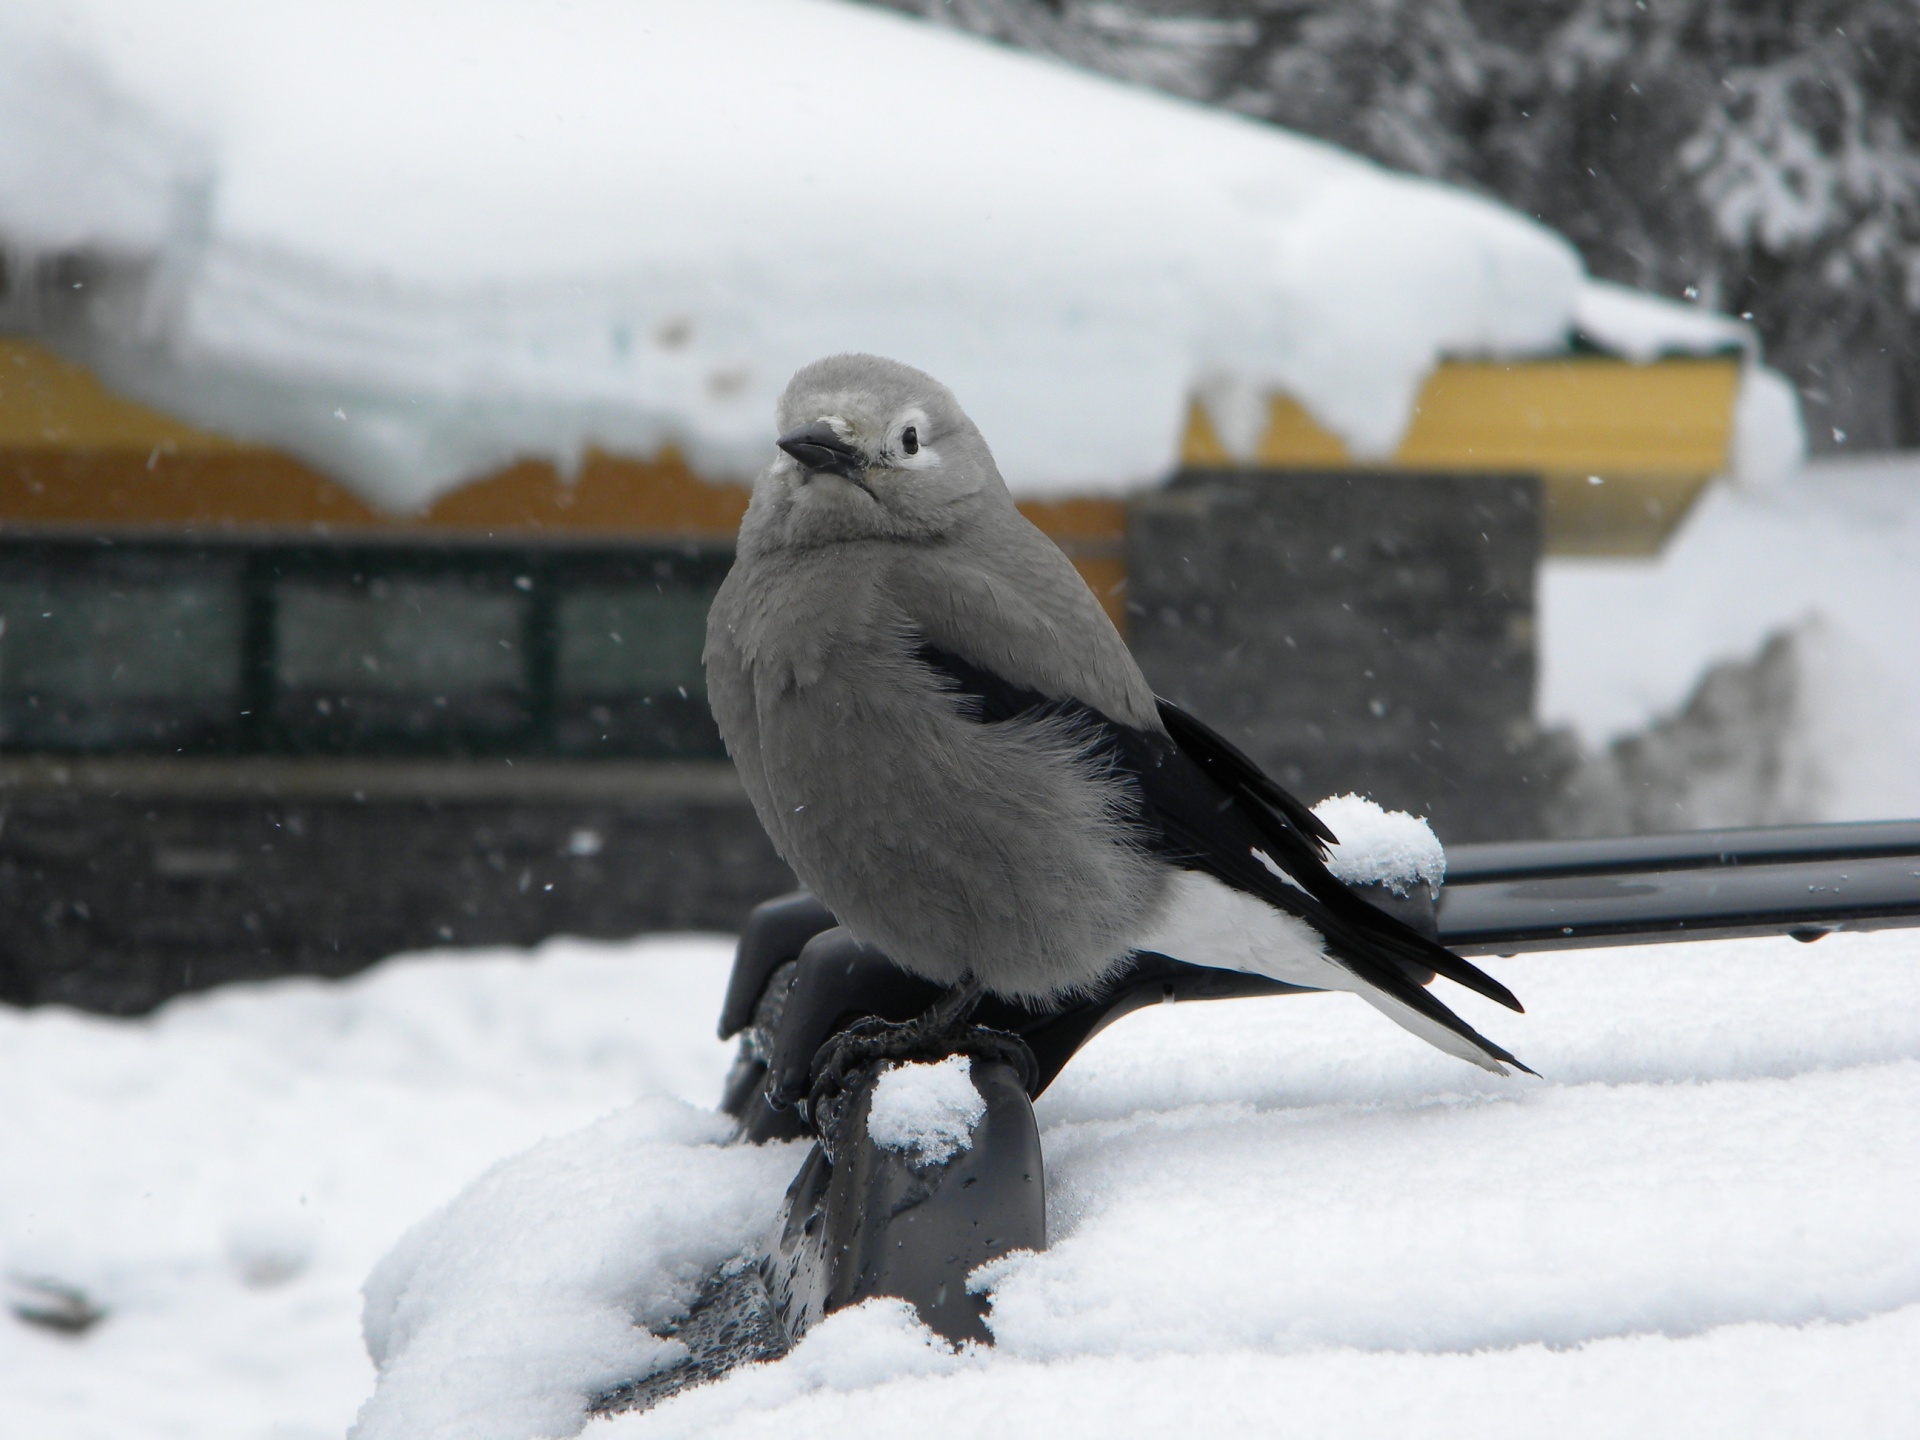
[900,426,919,456]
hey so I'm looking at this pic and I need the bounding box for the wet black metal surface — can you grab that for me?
[590,1263,790,1418]
[763,1057,1046,1349]
[1439,820,1920,952]
[1447,819,1920,879]
[718,892,839,1041]
[602,1055,1047,1417]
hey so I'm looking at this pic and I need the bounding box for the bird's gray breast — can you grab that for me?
[707,543,1164,1000]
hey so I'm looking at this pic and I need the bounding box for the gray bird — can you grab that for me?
[704,354,1527,1074]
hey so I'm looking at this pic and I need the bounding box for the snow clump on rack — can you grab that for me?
[1311,794,1447,897]
[866,1055,987,1167]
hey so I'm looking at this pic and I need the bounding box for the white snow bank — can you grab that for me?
[0,934,741,1440]
[353,1101,798,1440]
[866,1056,986,1166]
[8,926,1919,1439]
[619,1304,1920,1440]
[1540,452,1920,820]
[1311,793,1445,897]
[608,928,1920,1437]
[0,0,1765,508]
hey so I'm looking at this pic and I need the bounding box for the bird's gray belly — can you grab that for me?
[744,662,1165,1001]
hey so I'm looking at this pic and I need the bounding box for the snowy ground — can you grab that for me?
[1540,453,1920,819]
[4,929,1917,1438]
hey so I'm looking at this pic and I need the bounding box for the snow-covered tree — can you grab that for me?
[873,0,1920,451]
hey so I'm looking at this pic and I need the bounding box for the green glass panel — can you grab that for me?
[0,560,242,749]
[557,588,710,697]
[276,576,525,694]
[270,573,530,749]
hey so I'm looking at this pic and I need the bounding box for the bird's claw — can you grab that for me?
[806,1014,1036,1161]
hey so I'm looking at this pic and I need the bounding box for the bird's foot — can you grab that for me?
[805,976,1036,1158]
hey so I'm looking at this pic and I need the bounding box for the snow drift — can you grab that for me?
[4,927,1917,1439]
[1540,452,1920,828]
[0,0,1789,509]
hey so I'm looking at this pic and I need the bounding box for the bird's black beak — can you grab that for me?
[777,421,866,482]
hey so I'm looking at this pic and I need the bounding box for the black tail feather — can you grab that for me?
[1338,941,1537,1074]
[1157,699,1523,1014]
[1158,700,1336,857]
[1319,883,1525,1013]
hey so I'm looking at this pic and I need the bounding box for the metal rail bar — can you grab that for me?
[1445,819,1920,881]
[1437,820,1920,954]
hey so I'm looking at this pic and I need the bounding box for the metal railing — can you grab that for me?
[1438,820,1920,953]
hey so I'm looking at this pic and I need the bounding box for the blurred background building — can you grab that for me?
[5,0,1908,1012]
[875,0,1920,458]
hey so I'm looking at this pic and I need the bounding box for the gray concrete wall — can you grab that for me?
[0,758,791,1013]
[1127,470,1564,844]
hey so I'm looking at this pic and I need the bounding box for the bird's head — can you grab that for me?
[747,354,1005,549]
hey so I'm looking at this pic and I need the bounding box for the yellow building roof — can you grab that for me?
[3,338,1740,571]
[1181,357,1743,555]
[0,339,1129,624]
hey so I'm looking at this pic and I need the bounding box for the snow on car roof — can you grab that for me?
[0,0,1766,510]
[7,929,1908,1437]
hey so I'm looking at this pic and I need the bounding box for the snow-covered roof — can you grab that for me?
[0,0,1779,510]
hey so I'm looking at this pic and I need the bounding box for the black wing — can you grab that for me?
[915,643,1531,1073]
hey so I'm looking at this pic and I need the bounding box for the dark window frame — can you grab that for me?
[0,534,733,760]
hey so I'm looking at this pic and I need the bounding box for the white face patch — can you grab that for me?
[886,405,940,471]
